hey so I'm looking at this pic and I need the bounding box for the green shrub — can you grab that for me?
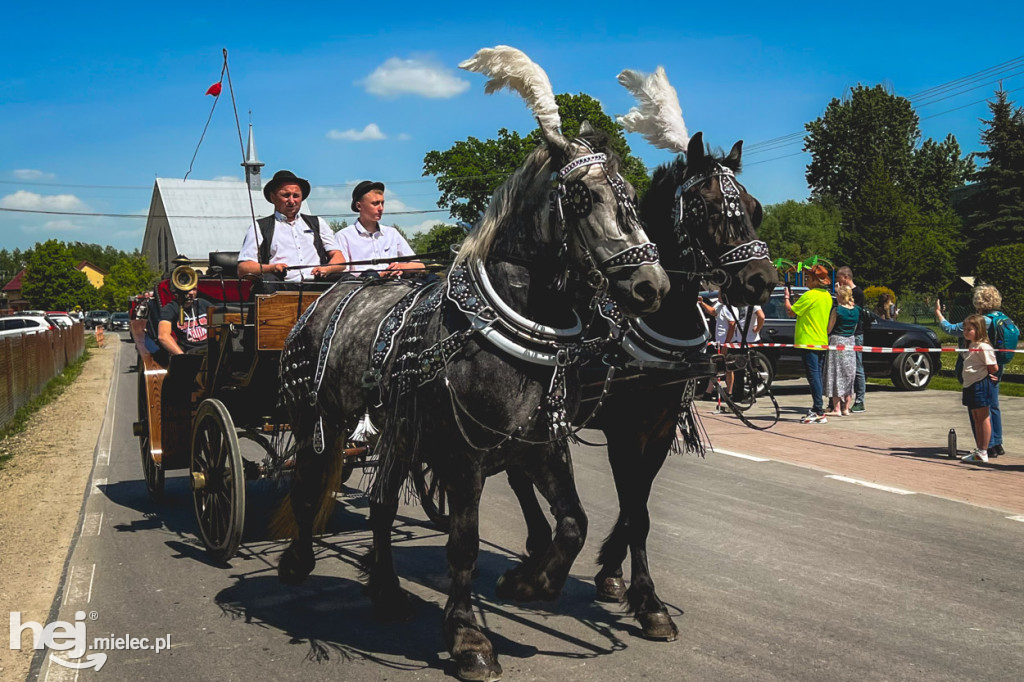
[863,285,896,315]
[976,244,1024,323]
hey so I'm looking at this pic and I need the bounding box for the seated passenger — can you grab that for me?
[238,170,346,281]
[157,281,212,356]
[335,180,423,277]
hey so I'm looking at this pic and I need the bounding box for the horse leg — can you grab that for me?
[496,445,587,602]
[506,466,552,558]
[278,444,324,584]
[362,464,419,622]
[605,418,679,641]
[443,468,501,682]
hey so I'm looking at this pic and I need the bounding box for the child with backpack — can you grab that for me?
[935,285,1019,458]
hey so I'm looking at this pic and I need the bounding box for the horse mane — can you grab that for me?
[454,144,553,266]
[455,128,620,266]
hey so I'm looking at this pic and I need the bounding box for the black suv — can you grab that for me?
[706,288,942,391]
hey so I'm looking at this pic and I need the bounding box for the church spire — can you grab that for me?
[241,119,264,192]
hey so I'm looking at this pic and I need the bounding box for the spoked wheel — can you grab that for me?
[190,399,246,563]
[413,461,450,532]
[136,368,164,501]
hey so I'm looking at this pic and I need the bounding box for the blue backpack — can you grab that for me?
[988,311,1019,369]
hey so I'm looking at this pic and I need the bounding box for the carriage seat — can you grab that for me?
[208,251,239,279]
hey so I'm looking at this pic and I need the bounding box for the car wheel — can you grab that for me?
[891,351,933,391]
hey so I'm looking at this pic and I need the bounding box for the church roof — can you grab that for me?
[148,178,318,258]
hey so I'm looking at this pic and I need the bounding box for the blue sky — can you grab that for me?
[1,1,1022,253]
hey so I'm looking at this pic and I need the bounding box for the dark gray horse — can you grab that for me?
[507,68,777,642]
[275,47,669,682]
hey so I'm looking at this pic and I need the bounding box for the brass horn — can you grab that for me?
[171,264,198,292]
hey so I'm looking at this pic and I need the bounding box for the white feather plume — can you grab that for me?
[459,46,561,135]
[616,67,690,152]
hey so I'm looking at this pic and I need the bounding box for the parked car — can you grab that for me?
[109,312,131,331]
[85,310,111,329]
[0,314,56,338]
[47,311,76,328]
[703,288,942,391]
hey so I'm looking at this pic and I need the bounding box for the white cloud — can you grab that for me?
[309,184,416,217]
[326,123,387,141]
[212,175,242,182]
[359,57,470,99]
[41,219,82,231]
[13,169,56,181]
[0,190,87,211]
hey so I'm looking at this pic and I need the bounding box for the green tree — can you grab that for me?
[841,157,913,287]
[423,93,650,222]
[0,248,27,285]
[328,219,348,233]
[911,134,975,214]
[758,200,841,262]
[66,242,123,272]
[965,88,1024,258]
[99,255,159,310]
[976,243,1024,323]
[22,240,97,310]
[423,128,532,223]
[408,223,468,260]
[804,84,920,212]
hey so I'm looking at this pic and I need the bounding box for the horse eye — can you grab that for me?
[591,191,605,204]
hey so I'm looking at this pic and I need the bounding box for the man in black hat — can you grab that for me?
[335,180,421,276]
[238,170,345,281]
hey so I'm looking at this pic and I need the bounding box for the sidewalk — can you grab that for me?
[702,380,1024,516]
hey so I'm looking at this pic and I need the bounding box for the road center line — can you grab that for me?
[825,475,916,495]
[710,447,770,462]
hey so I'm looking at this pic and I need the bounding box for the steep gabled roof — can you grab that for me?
[147,178,318,258]
[2,268,26,292]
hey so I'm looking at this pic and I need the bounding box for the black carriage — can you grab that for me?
[130,254,427,562]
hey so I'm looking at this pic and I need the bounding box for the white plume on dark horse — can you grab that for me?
[507,64,778,643]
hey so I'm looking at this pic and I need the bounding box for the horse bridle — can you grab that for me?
[553,140,660,289]
[671,162,770,286]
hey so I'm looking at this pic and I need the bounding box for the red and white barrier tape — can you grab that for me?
[720,342,1021,354]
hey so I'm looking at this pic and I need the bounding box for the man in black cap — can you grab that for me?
[238,170,345,281]
[335,180,421,276]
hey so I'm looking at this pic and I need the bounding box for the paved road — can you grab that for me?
[32,342,1024,681]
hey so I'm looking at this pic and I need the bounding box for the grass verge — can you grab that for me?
[0,349,92,469]
[868,375,1024,397]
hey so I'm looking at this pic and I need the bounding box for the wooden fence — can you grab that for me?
[0,324,86,430]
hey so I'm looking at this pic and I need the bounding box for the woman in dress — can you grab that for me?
[824,285,860,416]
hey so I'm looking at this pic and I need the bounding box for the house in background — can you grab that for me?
[1,269,27,313]
[139,124,316,275]
[76,261,107,288]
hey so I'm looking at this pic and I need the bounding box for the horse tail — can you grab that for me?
[268,440,347,540]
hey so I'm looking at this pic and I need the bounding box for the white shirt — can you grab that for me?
[725,304,763,343]
[239,211,339,282]
[335,220,415,273]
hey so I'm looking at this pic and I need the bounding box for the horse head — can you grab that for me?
[458,46,669,318]
[674,131,777,305]
[617,67,776,307]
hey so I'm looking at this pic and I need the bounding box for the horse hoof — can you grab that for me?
[277,547,315,585]
[639,611,678,641]
[495,573,527,601]
[594,576,626,603]
[454,651,503,682]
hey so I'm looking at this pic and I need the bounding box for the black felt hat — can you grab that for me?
[351,180,385,212]
[263,170,311,202]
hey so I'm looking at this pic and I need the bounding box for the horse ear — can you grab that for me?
[750,198,763,228]
[579,120,595,136]
[686,131,705,170]
[726,140,744,171]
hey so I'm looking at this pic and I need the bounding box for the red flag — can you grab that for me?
[205,82,222,97]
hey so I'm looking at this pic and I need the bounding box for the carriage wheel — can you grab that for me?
[136,368,164,501]
[413,461,450,532]
[190,399,246,563]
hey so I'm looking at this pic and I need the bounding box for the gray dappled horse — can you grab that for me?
[508,68,777,642]
[275,47,669,682]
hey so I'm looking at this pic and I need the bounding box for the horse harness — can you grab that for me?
[670,162,770,286]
